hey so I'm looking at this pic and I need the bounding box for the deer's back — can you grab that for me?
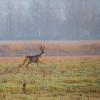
[26,55,42,63]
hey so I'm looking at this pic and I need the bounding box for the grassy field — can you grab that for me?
[0,56,100,100]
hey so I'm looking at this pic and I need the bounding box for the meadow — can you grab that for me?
[0,41,100,100]
[0,56,100,100]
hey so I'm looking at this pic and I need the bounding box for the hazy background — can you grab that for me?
[0,0,100,40]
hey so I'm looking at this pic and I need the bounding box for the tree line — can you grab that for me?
[0,0,100,40]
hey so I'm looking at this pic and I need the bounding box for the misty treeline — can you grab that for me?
[0,0,100,40]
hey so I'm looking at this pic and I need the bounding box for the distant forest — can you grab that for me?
[0,0,100,40]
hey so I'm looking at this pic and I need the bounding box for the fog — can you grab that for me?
[0,0,100,40]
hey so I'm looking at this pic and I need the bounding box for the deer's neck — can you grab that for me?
[40,52,44,57]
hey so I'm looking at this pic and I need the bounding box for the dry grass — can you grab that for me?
[0,55,100,63]
[0,41,100,56]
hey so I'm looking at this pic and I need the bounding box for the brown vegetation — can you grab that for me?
[0,41,100,56]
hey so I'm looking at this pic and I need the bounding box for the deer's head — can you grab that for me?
[40,46,45,54]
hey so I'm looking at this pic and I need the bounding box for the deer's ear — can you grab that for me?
[40,46,42,50]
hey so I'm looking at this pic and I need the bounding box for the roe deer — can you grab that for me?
[17,46,45,71]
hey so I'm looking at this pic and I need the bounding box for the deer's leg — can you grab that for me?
[37,62,38,67]
[17,58,28,72]
[19,59,27,68]
[37,62,40,71]
[26,62,30,68]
